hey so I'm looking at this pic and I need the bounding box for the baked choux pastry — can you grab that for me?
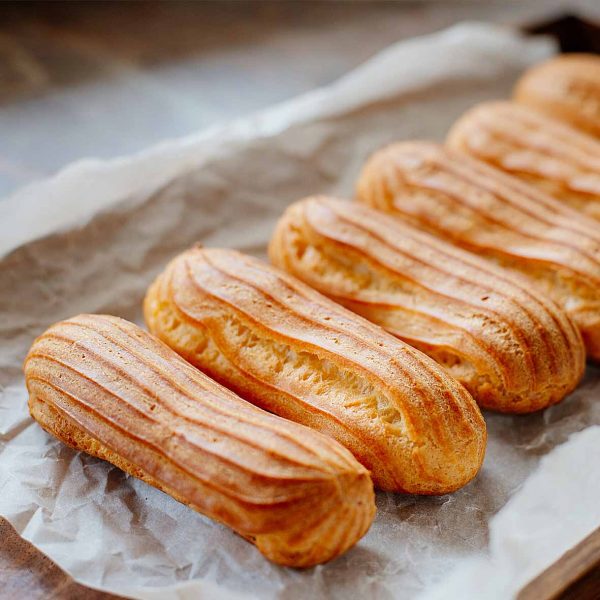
[514,54,600,138]
[357,141,600,361]
[144,247,486,494]
[24,314,375,567]
[269,196,585,413]
[447,101,600,221]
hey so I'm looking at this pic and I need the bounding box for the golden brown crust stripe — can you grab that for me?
[24,314,375,567]
[269,196,585,413]
[144,247,486,494]
[447,101,600,221]
[356,140,600,361]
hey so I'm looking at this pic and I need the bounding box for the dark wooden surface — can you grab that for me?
[518,527,600,600]
[2,2,600,599]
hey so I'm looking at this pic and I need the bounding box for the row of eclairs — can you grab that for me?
[24,55,600,566]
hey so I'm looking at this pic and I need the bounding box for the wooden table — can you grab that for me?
[1,2,599,598]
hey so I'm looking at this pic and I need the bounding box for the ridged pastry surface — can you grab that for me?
[356,141,600,361]
[24,314,375,567]
[446,101,600,221]
[514,54,600,138]
[144,247,486,494]
[269,196,585,413]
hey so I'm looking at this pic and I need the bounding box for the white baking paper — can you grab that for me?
[1,22,598,600]
[421,426,600,600]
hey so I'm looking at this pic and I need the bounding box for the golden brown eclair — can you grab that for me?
[144,247,486,495]
[514,54,600,138]
[356,141,600,361]
[446,101,600,221]
[24,314,375,567]
[269,196,585,413]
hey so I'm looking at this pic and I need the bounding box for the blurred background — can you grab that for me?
[1,0,598,199]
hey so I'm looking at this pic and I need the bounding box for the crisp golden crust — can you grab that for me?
[24,314,375,567]
[269,196,585,413]
[144,247,486,494]
[446,101,600,221]
[514,54,600,138]
[356,141,600,361]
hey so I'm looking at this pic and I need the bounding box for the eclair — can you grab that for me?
[269,196,585,413]
[144,247,486,494]
[514,54,600,138]
[446,101,600,221]
[24,314,375,567]
[356,141,600,361]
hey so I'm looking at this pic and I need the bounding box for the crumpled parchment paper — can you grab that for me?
[1,22,598,600]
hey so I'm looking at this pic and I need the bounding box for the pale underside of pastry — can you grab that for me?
[269,196,585,413]
[514,54,600,139]
[356,140,600,362]
[24,314,375,567]
[144,247,486,495]
[446,101,600,221]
